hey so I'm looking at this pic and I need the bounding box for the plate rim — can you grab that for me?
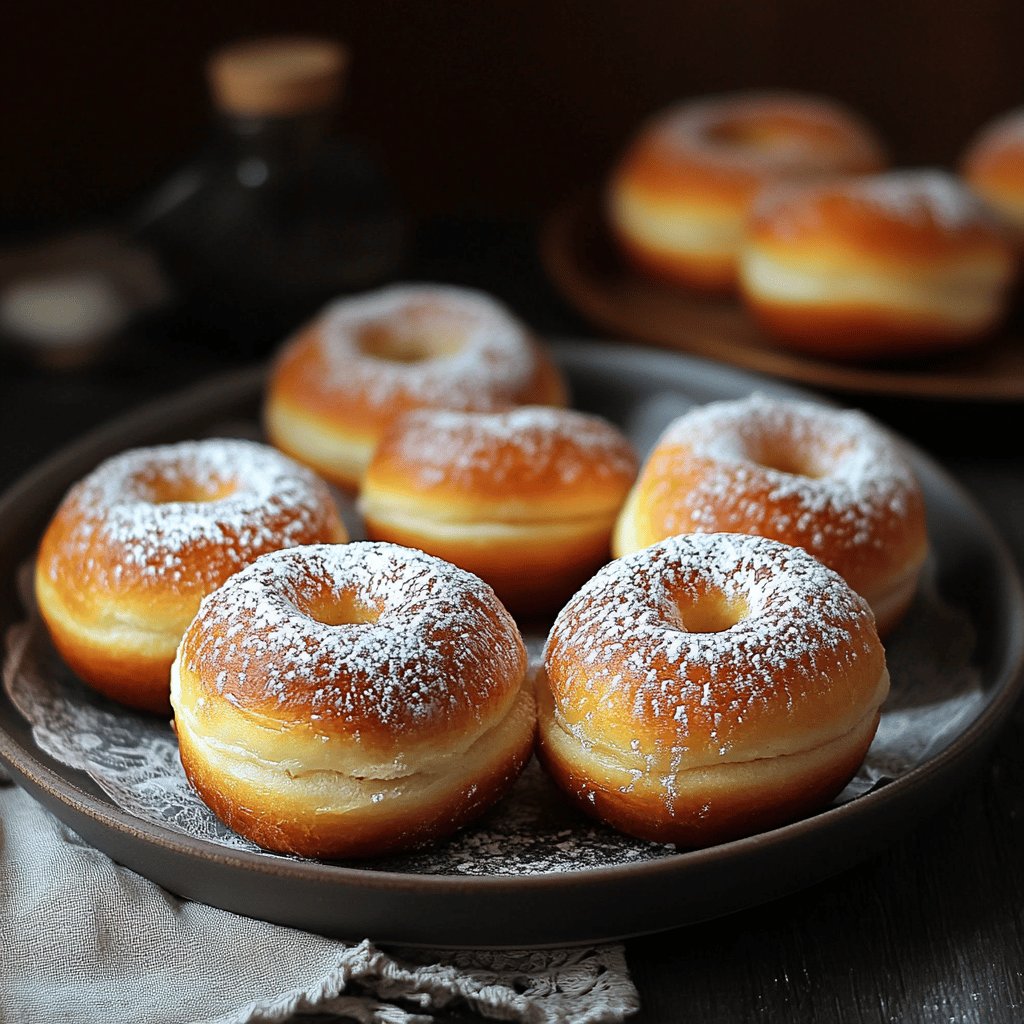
[1,340,1022,916]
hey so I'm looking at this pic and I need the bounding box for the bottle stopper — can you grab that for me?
[207,36,348,118]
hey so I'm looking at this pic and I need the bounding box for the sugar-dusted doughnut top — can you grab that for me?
[963,109,1024,181]
[37,438,344,606]
[615,91,886,204]
[364,406,639,520]
[626,394,927,598]
[177,542,528,756]
[749,170,1014,263]
[268,284,561,429]
[962,108,1024,218]
[544,533,887,769]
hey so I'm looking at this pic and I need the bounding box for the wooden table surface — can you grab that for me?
[1,218,1022,1023]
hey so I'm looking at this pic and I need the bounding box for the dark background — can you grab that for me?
[3,7,1024,1023]
[4,1,1024,230]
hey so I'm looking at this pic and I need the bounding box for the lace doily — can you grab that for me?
[311,942,639,1024]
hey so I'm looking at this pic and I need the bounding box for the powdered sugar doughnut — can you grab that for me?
[35,439,346,713]
[265,284,568,489]
[609,91,887,292]
[539,532,888,847]
[613,394,928,634]
[360,406,639,615]
[171,542,535,858]
[739,170,1016,358]
[962,107,1024,241]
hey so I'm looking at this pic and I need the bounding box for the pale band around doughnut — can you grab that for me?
[360,406,638,615]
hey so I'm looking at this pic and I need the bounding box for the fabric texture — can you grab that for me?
[0,780,639,1024]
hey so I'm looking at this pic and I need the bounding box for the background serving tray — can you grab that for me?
[0,340,1021,948]
[541,190,1024,401]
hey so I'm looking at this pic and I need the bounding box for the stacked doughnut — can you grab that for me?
[265,284,568,490]
[609,90,887,292]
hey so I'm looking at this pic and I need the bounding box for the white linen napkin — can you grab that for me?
[0,778,639,1024]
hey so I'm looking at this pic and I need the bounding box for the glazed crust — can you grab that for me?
[34,440,346,714]
[171,542,535,857]
[360,407,638,615]
[608,91,887,292]
[264,285,568,490]
[538,533,888,848]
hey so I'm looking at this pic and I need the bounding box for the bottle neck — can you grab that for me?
[214,109,334,180]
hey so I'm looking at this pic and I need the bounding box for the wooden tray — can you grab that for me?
[540,190,1024,400]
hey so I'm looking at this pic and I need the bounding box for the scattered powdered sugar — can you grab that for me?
[754,169,999,234]
[299,284,539,409]
[968,107,1024,153]
[545,533,876,748]
[183,542,522,727]
[44,438,338,591]
[844,170,996,231]
[651,92,881,174]
[378,406,638,490]
[651,393,920,556]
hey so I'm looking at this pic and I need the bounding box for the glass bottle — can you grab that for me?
[135,36,406,357]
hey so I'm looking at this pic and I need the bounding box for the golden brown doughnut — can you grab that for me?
[171,542,535,858]
[739,170,1016,359]
[264,284,568,490]
[608,91,886,292]
[35,439,346,714]
[539,532,888,848]
[962,107,1024,240]
[360,406,639,616]
[613,394,928,635]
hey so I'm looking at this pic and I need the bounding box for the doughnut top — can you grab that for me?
[364,406,638,518]
[962,108,1024,211]
[178,542,528,754]
[749,170,1013,261]
[630,394,927,596]
[544,532,886,769]
[268,285,561,431]
[617,91,886,202]
[37,438,343,603]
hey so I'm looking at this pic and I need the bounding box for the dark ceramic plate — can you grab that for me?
[1,340,1022,948]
